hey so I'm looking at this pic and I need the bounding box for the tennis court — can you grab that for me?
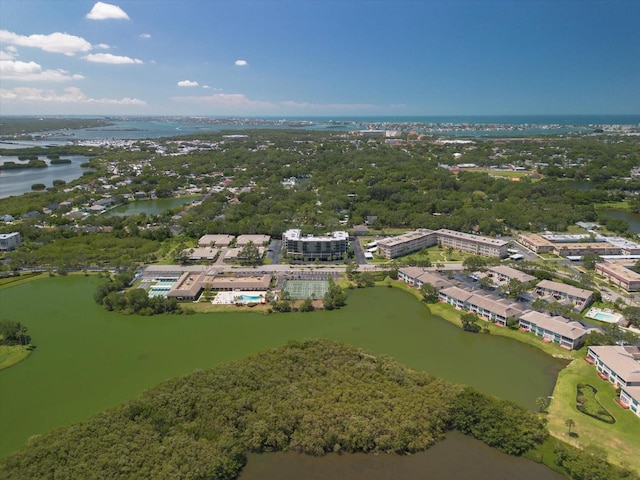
[283,280,329,300]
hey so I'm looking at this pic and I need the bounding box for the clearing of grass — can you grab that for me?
[0,345,31,370]
[547,358,640,473]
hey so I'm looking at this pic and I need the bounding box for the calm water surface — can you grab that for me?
[107,197,196,216]
[239,432,565,480]
[0,278,564,457]
[599,209,640,233]
[0,155,90,198]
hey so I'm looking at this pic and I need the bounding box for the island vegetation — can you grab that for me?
[0,339,548,479]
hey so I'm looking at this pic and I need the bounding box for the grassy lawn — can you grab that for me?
[594,201,632,211]
[0,345,31,370]
[547,357,640,473]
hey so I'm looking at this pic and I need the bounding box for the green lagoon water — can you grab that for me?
[106,197,196,216]
[0,276,564,457]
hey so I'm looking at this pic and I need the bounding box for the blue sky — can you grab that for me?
[1,0,638,116]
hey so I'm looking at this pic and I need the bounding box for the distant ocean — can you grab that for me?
[4,114,638,144]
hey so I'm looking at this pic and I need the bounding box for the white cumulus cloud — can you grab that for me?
[139,33,151,39]
[0,30,92,56]
[83,53,143,64]
[0,60,84,81]
[86,2,130,20]
[0,86,145,106]
[234,60,248,67]
[177,80,199,87]
[0,50,16,60]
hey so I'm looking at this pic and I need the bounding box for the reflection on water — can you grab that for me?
[599,209,640,234]
[239,432,565,480]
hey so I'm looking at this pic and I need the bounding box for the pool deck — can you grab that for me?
[211,291,267,305]
[585,307,625,324]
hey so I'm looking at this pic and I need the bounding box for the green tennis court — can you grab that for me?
[283,280,329,300]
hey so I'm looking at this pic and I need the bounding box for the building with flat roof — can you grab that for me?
[519,310,589,350]
[535,279,594,312]
[377,228,507,260]
[435,229,509,258]
[0,232,21,251]
[377,229,438,259]
[236,235,271,246]
[553,242,620,257]
[282,229,349,261]
[202,273,272,291]
[595,262,640,292]
[181,247,218,261]
[167,272,207,301]
[516,233,554,253]
[198,234,235,247]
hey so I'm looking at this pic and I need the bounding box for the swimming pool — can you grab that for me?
[586,308,624,324]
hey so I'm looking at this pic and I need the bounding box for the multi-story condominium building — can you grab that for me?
[377,229,438,259]
[378,228,507,259]
[438,286,523,327]
[516,233,554,253]
[436,229,509,258]
[587,345,640,417]
[553,243,620,257]
[486,265,536,285]
[0,232,21,251]
[518,311,589,350]
[282,229,349,261]
[595,262,640,292]
[535,279,594,312]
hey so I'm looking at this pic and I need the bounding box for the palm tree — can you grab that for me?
[535,396,548,413]
[565,418,575,435]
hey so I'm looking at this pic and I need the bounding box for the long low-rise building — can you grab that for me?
[519,310,589,350]
[377,229,438,259]
[198,234,235,247]
[553,242,620,257]
[377,228,507,259]
[398,267,453,290]
[595,262,640,292]
[516,233,555,253]
[535,279,594,312]
[436,229,509,258]
[587,345,640,417]
[283,229,349,261]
